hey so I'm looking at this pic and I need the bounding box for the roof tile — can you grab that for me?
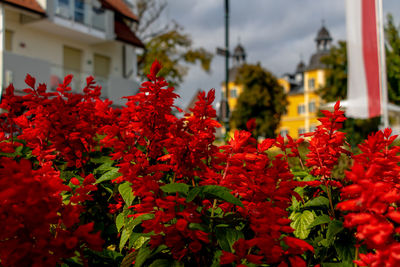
[102,0,139,22]
[2,0,45,14]
[114,19,144,48]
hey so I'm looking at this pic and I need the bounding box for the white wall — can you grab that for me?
[4,8,125,78]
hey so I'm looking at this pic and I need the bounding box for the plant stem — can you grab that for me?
[325,181,335,218]
[209,199,217,229]
[354,245,359,267]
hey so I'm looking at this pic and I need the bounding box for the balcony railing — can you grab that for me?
[53,0,108,32]
[50,64,109,97]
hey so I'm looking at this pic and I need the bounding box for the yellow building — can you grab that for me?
[220,43,246,125]
[277,25,332,138]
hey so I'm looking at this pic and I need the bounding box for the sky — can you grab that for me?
[157,0,400,110]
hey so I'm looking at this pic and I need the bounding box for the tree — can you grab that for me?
[320,42,381,145]
[319,41,347,102]
[230,63,287,138]
[321,14,400,104]
[319,15,400,145]
[131,0,213,87]
[385,14,400,105]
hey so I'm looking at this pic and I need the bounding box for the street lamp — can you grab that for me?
[216,0,230,133]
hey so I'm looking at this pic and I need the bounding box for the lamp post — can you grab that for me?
[217,0,230,134]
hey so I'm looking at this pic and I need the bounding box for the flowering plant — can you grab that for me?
[1,60,399,267]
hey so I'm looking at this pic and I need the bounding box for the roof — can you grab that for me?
[114,19,145,48]
[296,60,306,73]
[101,0,139,22]
[185,89,201,113]
[288,85,304,95]
[307,50,330,71]
[228,66,240,82]
[233,44,245,55]
[1,0,45,15]
[315,26,332,42]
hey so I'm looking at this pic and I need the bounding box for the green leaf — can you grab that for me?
[186,187,202,202]
[290,210,315,239]
[215,228,243,252]
[119,227,131,251]
[132,213,155,226]
[291,171,310,178]
[95,161,114,172]
[309,214,331,228]
[90,155,113,164]
[322,263,353,267]
[188,223,208,232]
[149,259,171,267]
[96,168,121,184]
[187,185,243,207]
[335,240,355,264]
[149,259,183,267]
[134,246,152,267]
[119,182,134,206]
[327,220,344,244]
[121,251,136,267]
[116,212,125,232]
[304,196,330,208]
[210,250,222,267]
[129,233,152,250]
[160,183,190,196]
[203,186,243,207]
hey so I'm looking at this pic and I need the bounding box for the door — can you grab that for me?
[63,46,82,90]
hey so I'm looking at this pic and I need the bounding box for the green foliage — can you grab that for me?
[320,41,347,102]
[290,210,315,239]
[318,14,400,145]
[160,183,190,196]
[119,182,135,206]
[230,63,287,138]
[139,30,213,87]
[385,14,400,105]
[186,185,244,207]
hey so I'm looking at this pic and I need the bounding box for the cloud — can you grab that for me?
[165,0,400,109]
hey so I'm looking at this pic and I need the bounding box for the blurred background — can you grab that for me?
[2,0,400,142]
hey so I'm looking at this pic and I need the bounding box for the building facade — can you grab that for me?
[220,43,246,116]
[0,0,144,106]
[278,25,332,138]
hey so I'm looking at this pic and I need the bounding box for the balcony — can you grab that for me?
[48,65,139,106]
[3,52,139,106]
[31,0,116,43]
[54,0,107,31]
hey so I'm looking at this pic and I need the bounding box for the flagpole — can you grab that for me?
[377,0,389,128]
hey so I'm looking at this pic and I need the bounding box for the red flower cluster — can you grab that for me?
[0,76,106,266]
[304,101,347,178]
[97,61,314,265]
[0,157,102,266]
[217,131,313,266]
[2,60,366,266]
[337,129,400,266]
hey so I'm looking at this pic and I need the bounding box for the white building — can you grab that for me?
[0,0,144,106]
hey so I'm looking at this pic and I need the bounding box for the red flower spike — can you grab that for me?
[25,74,36,89]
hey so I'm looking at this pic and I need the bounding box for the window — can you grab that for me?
[94,54,111,78]
[298,128,306,136]
[74,0,85,24]
[5,30,13,52]
[309,101,316,113]
[230,88,237,98]
[280,129,289,137]
[63,46,82,72]
[310,125,317,132]
[297,104,305,115]
[308,78,315,90]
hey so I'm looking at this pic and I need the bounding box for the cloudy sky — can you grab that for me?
[160,0,400,109]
